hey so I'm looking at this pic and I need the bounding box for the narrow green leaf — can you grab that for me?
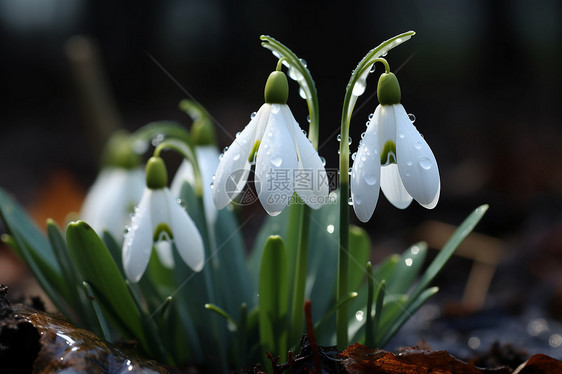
[409,205,489,302]
[205,303,238,329]
[385,242,427,295]
[82,281,112,341]
[348,225,371,293]
[376,287,439,347]
[372,280,386,347]
[259,235,289,364]
[365,263,375,347]
[65,221,150,353]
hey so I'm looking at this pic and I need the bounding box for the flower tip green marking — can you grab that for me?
[264,71,289,104]
[377,72,401,105]
[146,156,168,189]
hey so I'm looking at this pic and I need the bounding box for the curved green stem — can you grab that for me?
[153,138,203,197]
[261,36,320,345]
[337,31,415,349]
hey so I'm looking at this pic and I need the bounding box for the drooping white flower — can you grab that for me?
[350,72,440,222]
[81,167,144,240]
[80,132,144,240]
[171,146,220,225]
[122,157,204,283]
[212,71,329,216]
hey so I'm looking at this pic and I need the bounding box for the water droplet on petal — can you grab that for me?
[236,132,241,138]
[348,167,352,175]
[418,157,432,170]
[210,182,214,189]
[361,132,366,139]
[219,153,224,161]
[223,146,229,153]
[250,112,257,119]
[320,156,326,166]
[414,141,423,150]
[368,113,374,121]
[366,120,371,127]
[398,133,405,139]
[232,153,240,161]
[406,161,413,167]
[302,129,307,137]
[408,113,416,122]
[124,226,131,234]
[348,197,353,205]
[271,156,283,167]
[364,175,377,185]
[299,87,306,99]
[351,152,357,160]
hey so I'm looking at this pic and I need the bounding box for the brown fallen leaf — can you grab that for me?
[512,354,562,374]
[340,343,512,374]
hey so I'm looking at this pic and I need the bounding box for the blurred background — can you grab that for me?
[1,0,562,362]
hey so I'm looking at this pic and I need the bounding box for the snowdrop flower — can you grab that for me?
[171,113,220,225]
[123,156,204,283]
[81,132,144,240]
[350,72,440,222]
[212,69,329,216]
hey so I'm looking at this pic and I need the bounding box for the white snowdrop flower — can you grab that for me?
[212,70,329,216]
[80,132,144,241]
[123,156,204,283]
[350,72,440,222]
[171,146,220,225]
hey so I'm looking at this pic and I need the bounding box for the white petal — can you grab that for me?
[165,189,205,272]
[212,107,266,209]
[350,124,381,222]
[380,163,413,209]
[170,159,194,197]
[393,104,440,208]
[81,167,144,240]
[196,146,220,223]
[148,188,170,228]
[154,240,174,268]
[255,104,297,216]
[284,107,329,209]
[122,189,154,283]
[376,105,396,154]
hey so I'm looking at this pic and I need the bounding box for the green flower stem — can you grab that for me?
[153,138,203,198]
[261,36,321,346]
[337,31,415,349]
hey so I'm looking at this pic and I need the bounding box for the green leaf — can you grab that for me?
[409,204,489,302]
[259,236,289,364]
[65,221,150,353]
[385,242,427,295]
[348,225,371,293]
[0,188,67,313]
[82,281,113,341]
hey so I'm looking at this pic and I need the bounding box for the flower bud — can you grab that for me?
[146,156,168,189]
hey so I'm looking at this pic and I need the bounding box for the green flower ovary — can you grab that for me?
[146,156,168,189]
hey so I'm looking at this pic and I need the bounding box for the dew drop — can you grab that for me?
[352,79,366,96]
[418,157,432,170]
[348,197,353,205]
[307,115,311,123]
[271,156,283,167]
[348,167,352,175]
[250,112,257,119]
[366,120,371,127]
[398,133,405,139]
[414,141,423,150]
[223,146,229,153]
[302,129,307,137]
[408,113,416,122]
[361,132,366,139]
[267,131,273,137]
[209,182,214,190]
[299,87,306,99]
[124,226,131,235]
[369,64,376,73]
[320,156,326,166]
[299,58,307,68]
[348,137,352,145]
[219,153,224,161]
[337,134,342,142]
[368,113,374,121]
[351,152,357,160]
[364,175,377,185]
[232,153,240,161]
